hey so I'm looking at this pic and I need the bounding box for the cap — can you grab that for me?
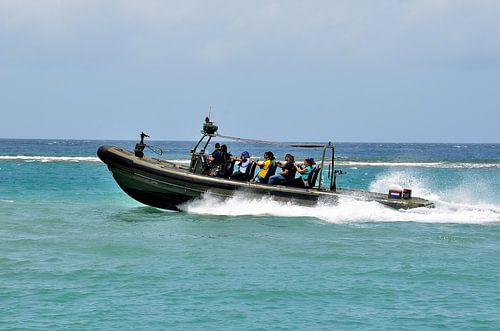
[242,151,250,157]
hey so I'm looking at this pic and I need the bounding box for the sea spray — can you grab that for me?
[369,170,438,200]
[181,189,500,225]
[371,170,500,206]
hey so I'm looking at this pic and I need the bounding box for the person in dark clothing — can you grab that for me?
[268,154,296,185]
[208,143,222,164]
[209,144,231,177]
[202,142,221,175]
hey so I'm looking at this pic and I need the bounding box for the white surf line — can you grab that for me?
[0,155,101,162]
[337,161,500,169]
[1,156,498,169]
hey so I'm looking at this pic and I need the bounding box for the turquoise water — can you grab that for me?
[1,140,500,329]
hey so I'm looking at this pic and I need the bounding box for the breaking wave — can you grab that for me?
[339,161,500,169]
[0,155,101,163]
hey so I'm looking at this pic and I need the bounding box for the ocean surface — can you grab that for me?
[1,139,499,330]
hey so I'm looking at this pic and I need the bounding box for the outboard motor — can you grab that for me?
[134,132,149,158]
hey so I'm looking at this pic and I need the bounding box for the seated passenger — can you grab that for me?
[207,143,222,164]
[219,144,233,177]
[209,144,231,177]
[291,158,313,188]
[268,154,296,185]
[230,151,251,181]
[253,151,275,183]
[202,142,221,175]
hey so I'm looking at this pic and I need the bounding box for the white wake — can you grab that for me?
[181,171,500,225]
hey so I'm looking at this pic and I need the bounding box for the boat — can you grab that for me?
[97,118,434,211]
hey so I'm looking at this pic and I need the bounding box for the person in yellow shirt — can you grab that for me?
[253,151,275,183]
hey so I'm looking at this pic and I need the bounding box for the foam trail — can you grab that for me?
[182,192,312,218]
[166,159,191,165]
[181,189,500,225]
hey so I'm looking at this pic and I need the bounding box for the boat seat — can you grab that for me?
[223,160,236,178]
[246,162,257,181]
[307,166,321,188]
[201,154,210,168]
[289,166,320,188]
[191,153,210,175]
[261,161,277,184]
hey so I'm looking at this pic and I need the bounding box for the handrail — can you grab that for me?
[191,118,339,191]
[215,133,325,148]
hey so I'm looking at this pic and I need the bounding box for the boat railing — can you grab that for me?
[189,118,343,191]
[318,142,338,191]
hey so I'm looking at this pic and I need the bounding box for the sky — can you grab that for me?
[0,0,499,142]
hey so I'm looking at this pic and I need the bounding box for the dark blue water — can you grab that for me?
[1,139,499,329]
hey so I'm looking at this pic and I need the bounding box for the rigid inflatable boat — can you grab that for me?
[97,118,434,211]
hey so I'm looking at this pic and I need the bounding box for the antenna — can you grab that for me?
[208,106,212,120]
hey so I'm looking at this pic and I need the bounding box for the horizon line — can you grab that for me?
[0,137,498,145]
